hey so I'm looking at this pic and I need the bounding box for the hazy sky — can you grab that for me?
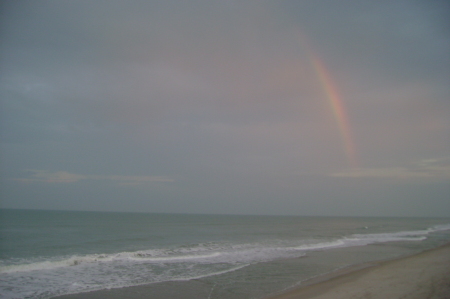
[1,1,449,217]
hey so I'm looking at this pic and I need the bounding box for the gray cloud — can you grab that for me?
[13,169,174,185]
[1,1,449,216]
[330,157,450,179]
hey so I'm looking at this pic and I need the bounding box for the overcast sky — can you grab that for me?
[1,0,449,217]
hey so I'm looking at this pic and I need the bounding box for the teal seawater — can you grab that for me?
[1,209,450,299]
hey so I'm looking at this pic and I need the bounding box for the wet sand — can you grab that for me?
[268,243,450,299]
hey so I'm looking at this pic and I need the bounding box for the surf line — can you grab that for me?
[309,53,358,169]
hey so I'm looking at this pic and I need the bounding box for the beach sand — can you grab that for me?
[268,243,450,299]
[52,243,450,299]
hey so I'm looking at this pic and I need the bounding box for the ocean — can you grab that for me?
[1,209,450,299]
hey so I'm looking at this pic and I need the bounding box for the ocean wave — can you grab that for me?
[431,223,450,232]
[129,251,222,262]
[2,223,449,275]
[348,223,450,244]
[0,255,114,274]
[290,239,346,251]
[0,245,293,274]
[288,223,450,252]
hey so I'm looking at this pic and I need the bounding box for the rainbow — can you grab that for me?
[310,54,358,169]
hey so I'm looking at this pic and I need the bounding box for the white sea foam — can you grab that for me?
[129,251,222,262]
[290,239,346,251]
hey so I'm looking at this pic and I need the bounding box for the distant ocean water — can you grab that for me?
[1,209,450,299]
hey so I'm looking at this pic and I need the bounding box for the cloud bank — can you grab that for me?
[14,170,173,185]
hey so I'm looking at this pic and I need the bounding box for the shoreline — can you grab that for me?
[51,243,450,299]
[267,242,450,299]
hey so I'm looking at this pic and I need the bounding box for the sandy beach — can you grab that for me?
[268,243,450,299]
